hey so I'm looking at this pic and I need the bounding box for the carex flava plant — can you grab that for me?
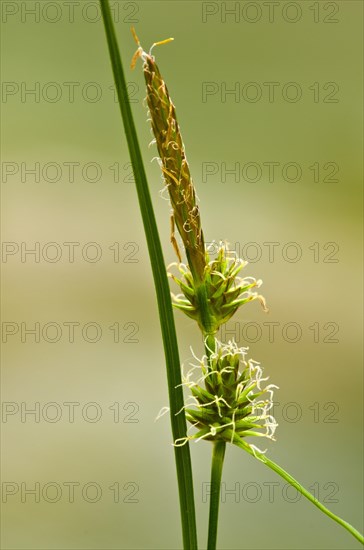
[100,3,363,547]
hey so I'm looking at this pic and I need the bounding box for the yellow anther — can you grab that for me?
[131,26,141,46]
[150,37,174,54]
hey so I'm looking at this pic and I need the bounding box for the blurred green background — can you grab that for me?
[1,1,363,548]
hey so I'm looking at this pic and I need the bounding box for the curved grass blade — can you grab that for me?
[233,433,364,545]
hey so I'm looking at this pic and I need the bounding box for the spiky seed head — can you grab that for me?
[174,339,278,448]
[169,243,267,335]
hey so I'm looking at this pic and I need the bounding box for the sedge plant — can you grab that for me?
[99,3,363,548]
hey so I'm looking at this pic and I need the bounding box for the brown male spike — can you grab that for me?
[131,27,206,284]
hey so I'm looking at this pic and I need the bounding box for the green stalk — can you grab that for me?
[196,283,216,360]
[196,288,225,550]
[98,2,197,548]
[203,335,225,550]
[233,433,364,545]
[207,441,226,550]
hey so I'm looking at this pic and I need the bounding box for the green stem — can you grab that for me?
[198,300,224,550]
[233,433,364,545]
[98,2,197,548]
[195,283,216,360]
[207,440,226,550]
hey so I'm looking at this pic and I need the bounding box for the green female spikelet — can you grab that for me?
[169,242,267,335]
[175,339,278,450]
